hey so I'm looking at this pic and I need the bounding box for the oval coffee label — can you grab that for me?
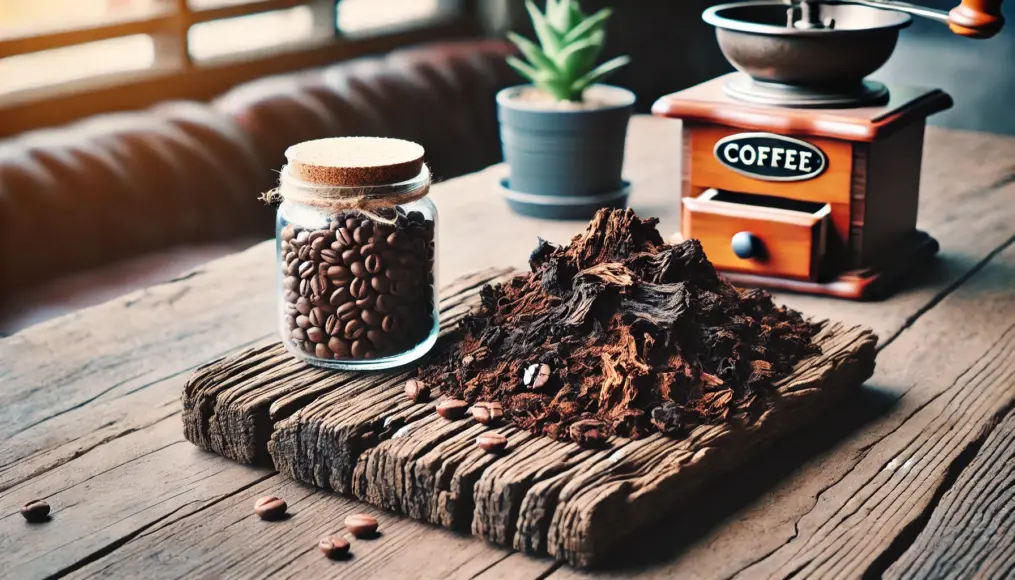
[713,133,826,182]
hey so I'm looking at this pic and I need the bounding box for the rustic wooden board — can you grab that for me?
[183,266,878,567]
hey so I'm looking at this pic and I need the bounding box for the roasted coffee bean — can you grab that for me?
[281,225,296,242]
[284,250,296,263]
[436,399,469,420]
[284,303,298,317]
[310,236,328,254]
[296,315,311,330]
[405,379,430,403]
[337,302,359,322]
[345,217,359,230]
[341,248,360,265]
[309,308,325,327]
[361,309,383,327]
[325,315,342,336]
[375,294,395,314]
[298,261,315,279]
[472,402,503,426]
[307,327,326,343]
[286,259,300,276]
[20,500,50,523]
[291,328,307,341]
[360,242,379,256]
[315,343,331,358]
[389,281,409,296]
[283,276,299,291]
[320,248,341,264]
[283,289,299,303]
[254,496,287,520]
[284,315,297,329]
[533,364,552,389]
[350,339,371,359]
[345,319,367,340]
[318,535,351,559]
[297,278,311,297]
[329,336,351,357]
[476,433,508,454]
[344,513,378,538]
[381,315,401,333]
[294,230,310,245]
[386,230,407,248]
[337,228,354,246]
[355,292,376,310]
[350,261,368,278]
[363,254,383,274]
[296,297,312,315]
[350,277,369,299]
[310,276,324,297]
[327,265,352,282]
[370,275,391,294]
[367,329,390,350]
[329,287,351,307]
[298,244,312,261]
[353,227,370,245]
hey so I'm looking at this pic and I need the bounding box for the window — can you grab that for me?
[0,0,475,136]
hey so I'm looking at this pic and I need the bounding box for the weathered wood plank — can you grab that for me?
[884,406,1015,579]
[547,240,1015,579]
[183,318,876,567]
[182,268,513,465]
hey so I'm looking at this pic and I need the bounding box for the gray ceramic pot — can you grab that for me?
[496,84,635,219]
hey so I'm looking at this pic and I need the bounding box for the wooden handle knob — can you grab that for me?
[949,0,1005,38]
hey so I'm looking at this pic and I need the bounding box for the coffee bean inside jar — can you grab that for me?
[274,137,439,370]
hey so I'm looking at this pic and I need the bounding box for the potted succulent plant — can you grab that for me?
[497,0,634,219]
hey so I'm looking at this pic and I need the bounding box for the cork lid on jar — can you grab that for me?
[285,137,425,187]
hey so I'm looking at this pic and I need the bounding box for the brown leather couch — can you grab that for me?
[0,39,516,329]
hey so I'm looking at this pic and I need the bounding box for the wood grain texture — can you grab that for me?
[184,319,877,567]
[884,404,1015,580]
[2,117,1015,579]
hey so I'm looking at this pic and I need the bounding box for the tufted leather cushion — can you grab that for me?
[0,39,517,298]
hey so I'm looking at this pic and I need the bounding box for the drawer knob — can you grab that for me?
[731,231,765,260]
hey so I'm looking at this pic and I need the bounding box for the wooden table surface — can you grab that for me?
[3,116,1015,579]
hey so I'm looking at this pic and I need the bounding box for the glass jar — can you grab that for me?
[275,162,438,370]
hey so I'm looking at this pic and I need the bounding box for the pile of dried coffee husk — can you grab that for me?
[418,209,819,445]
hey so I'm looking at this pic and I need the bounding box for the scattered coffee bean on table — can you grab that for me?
[318,535,351,559]
[278,208,436,363]
[435,399,469,420]
[254,496,287,520]
[404,379,430,403]
[20,500,50,523]
[471,401,503,426]
[477,433,508,453]
[344,514,379,538]
[418,209,819,446]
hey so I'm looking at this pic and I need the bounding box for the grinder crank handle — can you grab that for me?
[851,0,1005,38]
[949,0,1005,37]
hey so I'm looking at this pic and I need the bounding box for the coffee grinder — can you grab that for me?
[653,0,1005,299]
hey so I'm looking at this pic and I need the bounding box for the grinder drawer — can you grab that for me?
[682,189,830,281]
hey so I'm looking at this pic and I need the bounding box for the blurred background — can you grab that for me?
[0,0,1012,333]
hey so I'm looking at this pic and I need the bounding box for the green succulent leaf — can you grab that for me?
[571,55,631,94]
[562,8,613,45]
[507,31,560,76]
[526,0,561,54]
[507,56,540,83]
[567,2,585,30]
[548,0,572,32]
[556,36,603,81]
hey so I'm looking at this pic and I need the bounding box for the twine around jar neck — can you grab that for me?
[262,164,431,224]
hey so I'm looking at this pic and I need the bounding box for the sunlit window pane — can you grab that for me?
[187,0,261,9]
[0,35,155,96]
[0,0,167,38]
[338,0,453,36]
[188,6,315,61]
